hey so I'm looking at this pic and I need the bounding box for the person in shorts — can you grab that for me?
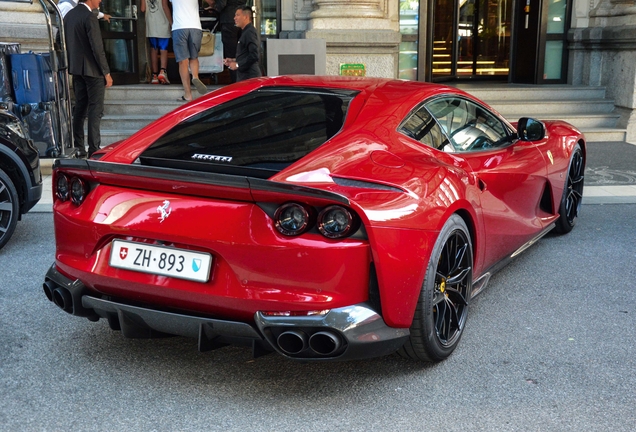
[162,0,208,101]
[141,0,171,84]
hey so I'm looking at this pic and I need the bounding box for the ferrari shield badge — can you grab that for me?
[157,200,172,223]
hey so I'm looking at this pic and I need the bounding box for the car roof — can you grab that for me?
[247,76,469,127]
[253,75,459,98]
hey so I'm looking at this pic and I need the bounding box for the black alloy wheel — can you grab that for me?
[554,143,584,234]
[399,214,473,362]
[0,168,19,250]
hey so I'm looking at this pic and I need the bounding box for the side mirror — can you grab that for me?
[517,117,545,141]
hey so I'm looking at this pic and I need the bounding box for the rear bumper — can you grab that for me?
[44,264,409,361]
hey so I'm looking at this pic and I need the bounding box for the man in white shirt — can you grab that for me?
[163,0,208,101]
[58,0,111,21]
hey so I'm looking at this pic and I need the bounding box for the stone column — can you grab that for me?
[569,0,636,142]
[304,0,401,78]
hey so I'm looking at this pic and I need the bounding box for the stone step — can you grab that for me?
[577,128,626,143]
[105,84,221,101]
[99,129,139,146]
[504,113,620,129]
[454,84,607,101]
[103,99,186,116]
[100,114,161,131]
[490,99,616,115]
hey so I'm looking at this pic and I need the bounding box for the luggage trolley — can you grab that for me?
[1,0,73,157]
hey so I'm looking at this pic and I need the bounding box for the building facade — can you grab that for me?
[1,0,636,139]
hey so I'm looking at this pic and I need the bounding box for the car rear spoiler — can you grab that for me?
[53,159,350,206]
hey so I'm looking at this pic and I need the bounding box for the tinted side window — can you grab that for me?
[399,106,449,150]
[141,89,356,171]
[426,97,511,152]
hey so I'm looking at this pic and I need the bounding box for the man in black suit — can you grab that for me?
[223,6,261,82]
[64,0,113,158]
[205,0,246,83]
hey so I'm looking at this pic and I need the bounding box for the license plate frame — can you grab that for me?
[109,240,212,283]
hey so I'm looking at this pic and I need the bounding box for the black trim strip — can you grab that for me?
[248,177,350,205]
[139,156,278,179]
[256,86,360,98]
[470,223,555,299]
[332,176,404,193]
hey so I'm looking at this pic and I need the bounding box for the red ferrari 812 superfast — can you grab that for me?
[43,76,585,362]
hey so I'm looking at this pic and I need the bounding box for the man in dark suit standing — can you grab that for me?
[64,0,113,158]
[205,0,245,83]
[223,6,261,82]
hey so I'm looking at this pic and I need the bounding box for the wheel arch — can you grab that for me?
[453,207,478,268]
[0,144,29,215]
[370,204,479,329]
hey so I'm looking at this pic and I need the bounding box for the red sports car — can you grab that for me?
[43,76,585,362]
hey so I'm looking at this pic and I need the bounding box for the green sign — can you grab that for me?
[339,63,366,77]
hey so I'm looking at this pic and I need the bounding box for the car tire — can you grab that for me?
[0,167,19,250]
[398,214,473,362]
[554,143,584,234]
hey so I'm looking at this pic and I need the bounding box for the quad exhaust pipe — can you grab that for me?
[277,330,308,355]
[43,280,73,314]
[53,287,73,313]
[309,331,342,356]
[43,280,55,302]
[276,329,343,357]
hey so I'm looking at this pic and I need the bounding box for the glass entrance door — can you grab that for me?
[99,0,139,85]
[431,0,512,80]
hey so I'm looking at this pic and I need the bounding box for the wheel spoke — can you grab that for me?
[435,302,447,337]
[445,287,468,306]
[449,241,467,276]
[445,297,461,331]
[0,201,13,212]
[571,174,584,185]
[445,267,470,286]
[432,290,446,306]
[441,301,453,341]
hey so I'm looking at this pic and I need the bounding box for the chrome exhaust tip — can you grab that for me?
[277,330,308,355]
[308,331,342,356]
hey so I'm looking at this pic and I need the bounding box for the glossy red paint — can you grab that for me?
[50,76,586,349]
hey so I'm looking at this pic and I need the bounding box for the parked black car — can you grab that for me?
[0,102,42,249]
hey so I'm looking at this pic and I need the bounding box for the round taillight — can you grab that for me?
[318,205,355,239]
[56,173,69,202]
[70,177,88,206]
[274,203,310,236]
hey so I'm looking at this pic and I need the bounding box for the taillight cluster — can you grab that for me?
[274,202,359,239]
[55,173,89,206]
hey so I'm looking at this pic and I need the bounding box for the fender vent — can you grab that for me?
[539,181,554,214]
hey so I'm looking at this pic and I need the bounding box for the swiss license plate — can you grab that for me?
[109,240,212,283]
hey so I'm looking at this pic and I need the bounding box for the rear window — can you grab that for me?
[139,87,358,177]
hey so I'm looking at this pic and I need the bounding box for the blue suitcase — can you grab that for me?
[10,52,55,105]
[36,53,56,102]
[0,42,20,102]
[22,102,57,157]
